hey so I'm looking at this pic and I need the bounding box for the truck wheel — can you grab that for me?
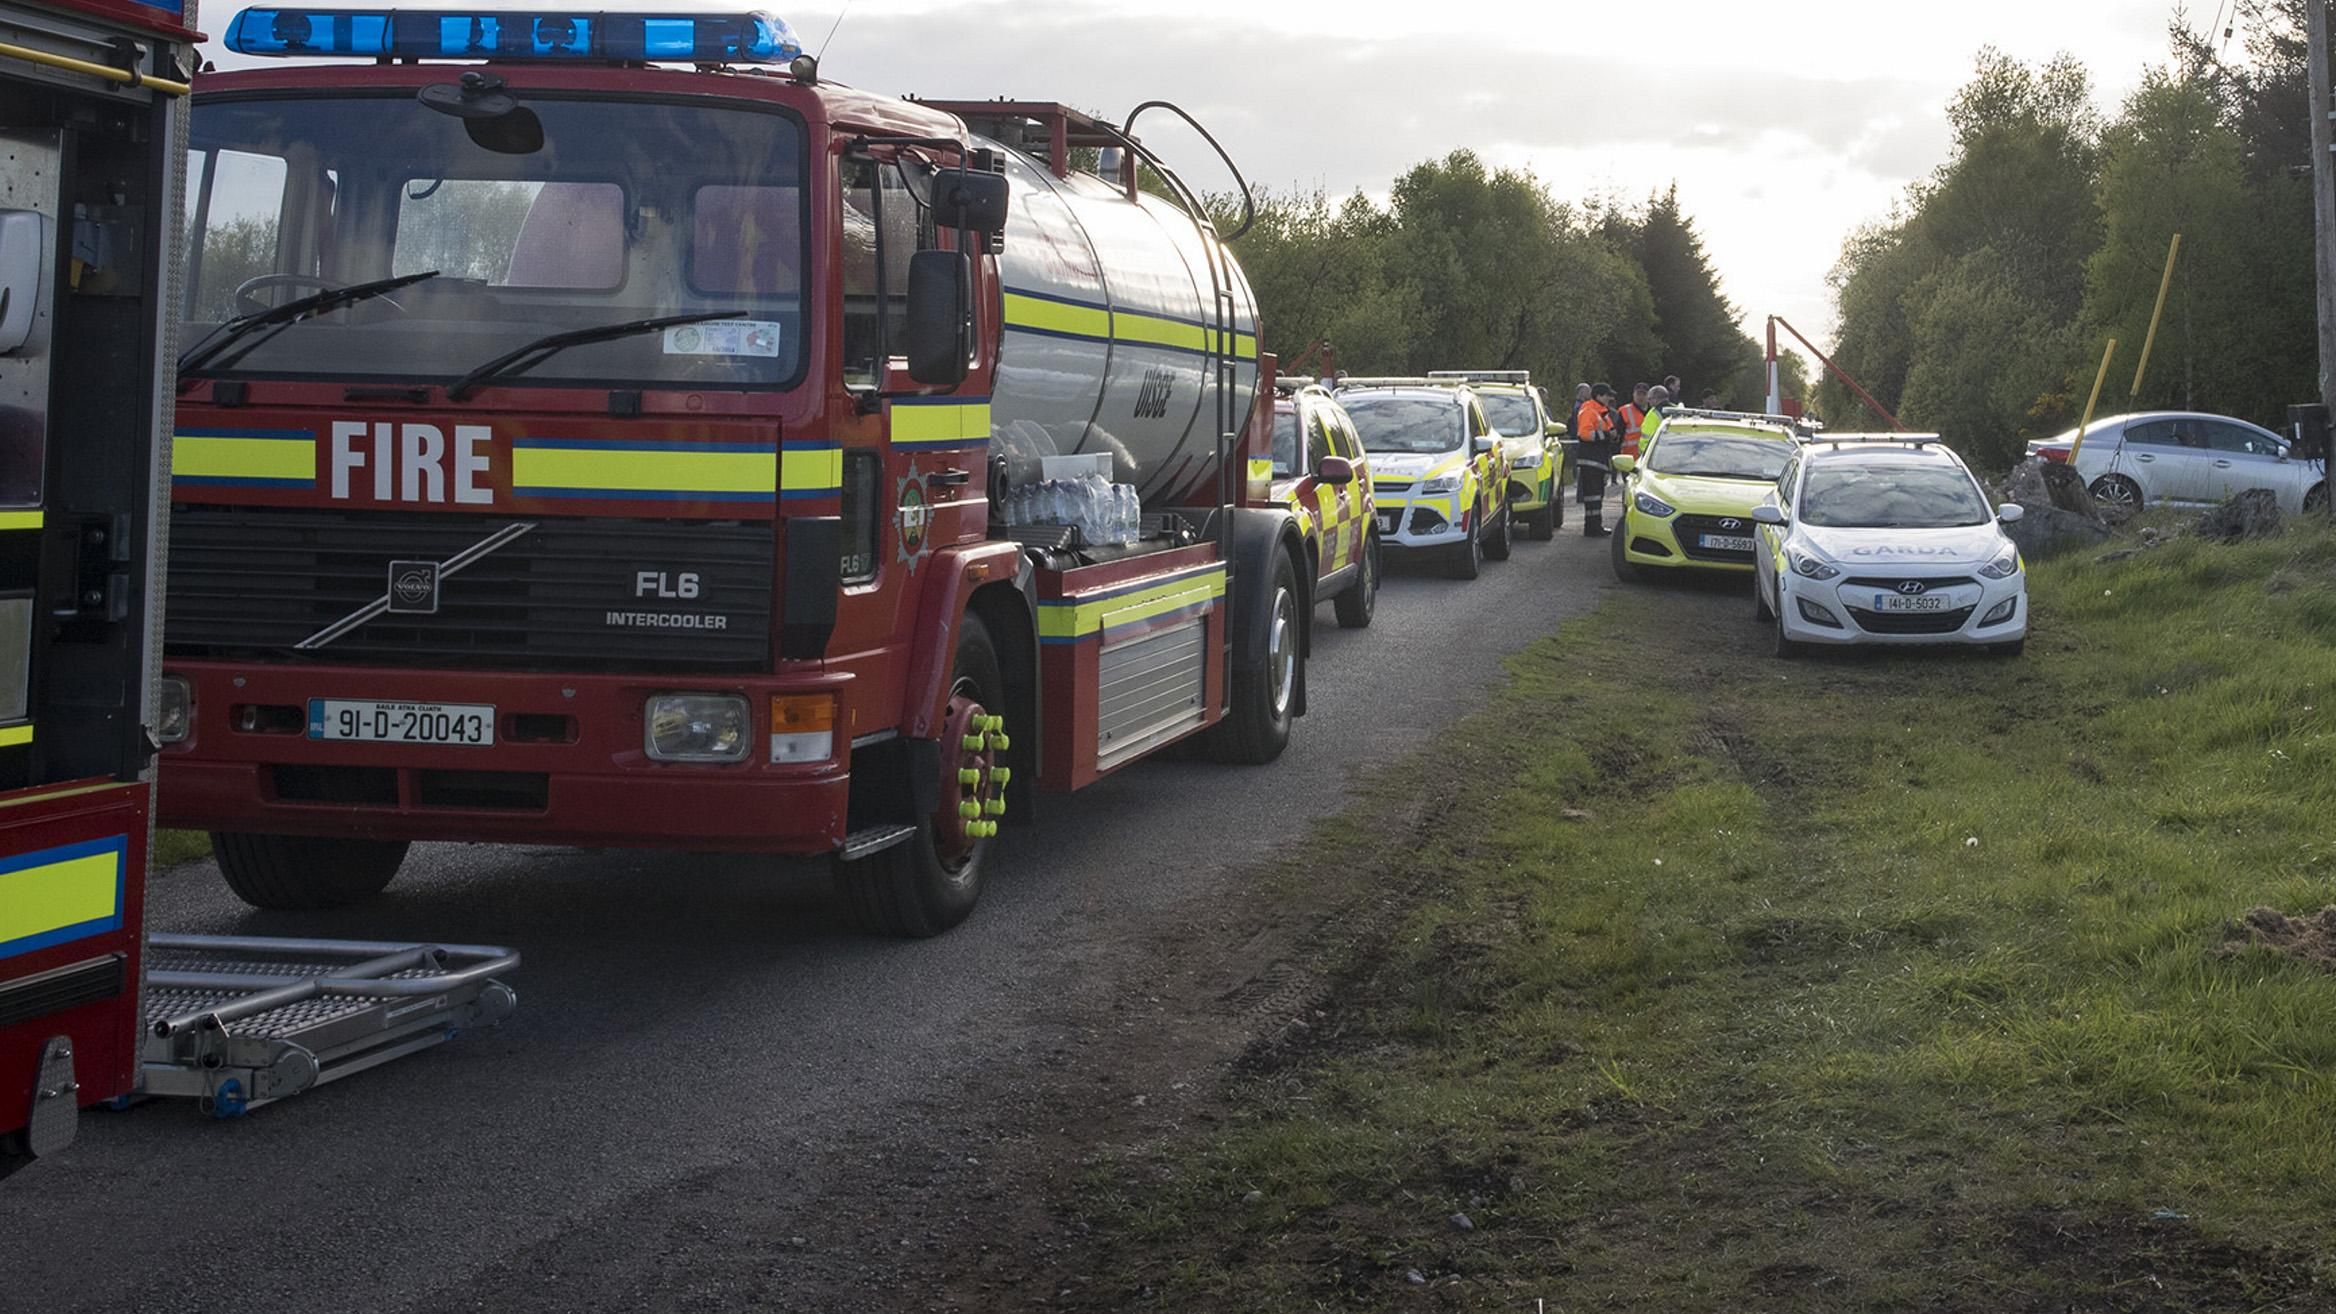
[1610,516,1642,583]
[1333,533,1378,629]
[1484,500,1513,561]
[832,613,1005,938]
[211,832,408,911]
[1212,549,1300,764]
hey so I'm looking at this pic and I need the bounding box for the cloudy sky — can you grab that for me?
[202,0,2230,349]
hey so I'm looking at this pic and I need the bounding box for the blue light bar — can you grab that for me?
[223,8,804,63]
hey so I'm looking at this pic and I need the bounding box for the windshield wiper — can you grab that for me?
[179,271,442,383]
[446,310,745,400]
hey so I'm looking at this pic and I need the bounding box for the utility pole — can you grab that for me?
[2310,0,2336,508]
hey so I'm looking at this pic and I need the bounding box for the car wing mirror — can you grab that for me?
[1609,454,1636,475]
[1472,435,1496,454]
[1998,503,2026,523]
[1751,504,1786,526]
[1316,455,1355,486]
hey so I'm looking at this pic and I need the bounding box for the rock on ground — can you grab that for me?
[2001,458,2111,560]
[2195,488,2283,543]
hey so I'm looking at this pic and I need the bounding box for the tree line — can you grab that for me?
[1820,1,2320,470]
[1228,155,1802,413]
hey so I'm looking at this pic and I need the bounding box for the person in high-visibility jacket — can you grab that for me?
[1620,382,1651,459]
[1575,382,1621,538]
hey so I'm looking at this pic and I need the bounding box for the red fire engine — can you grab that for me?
[0,0,194,1175]
[159,10,1316,937]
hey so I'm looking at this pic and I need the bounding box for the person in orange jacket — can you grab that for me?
[1621,383,1651,459]
[1575,383,1621,537]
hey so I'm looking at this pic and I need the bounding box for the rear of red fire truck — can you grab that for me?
[158,9,1311,937]
[0,0,195,1176]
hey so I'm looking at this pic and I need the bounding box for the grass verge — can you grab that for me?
[1068,521,2336,1311]
[151,828,212,868]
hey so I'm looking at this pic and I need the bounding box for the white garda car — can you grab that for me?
[1752,437,2029,657]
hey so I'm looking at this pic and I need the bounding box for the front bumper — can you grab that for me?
[157,661,854,853]
[1373,490,1475,550]
[1617,506,1759,573]
[1777,573,2028,646]
[1506,465,1556,513]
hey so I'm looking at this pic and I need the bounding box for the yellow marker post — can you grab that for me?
[2129,232,2183,401]
[2070,339,2118,465]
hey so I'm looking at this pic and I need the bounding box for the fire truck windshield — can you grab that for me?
[182,92,808,391]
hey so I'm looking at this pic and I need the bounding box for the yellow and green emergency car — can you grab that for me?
[1429,371,1567,538]
[1609,411,1801,582]
[1335,379,1514,581]
[1272,384,1379,628]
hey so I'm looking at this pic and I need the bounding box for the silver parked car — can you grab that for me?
[2026,412,2329,517]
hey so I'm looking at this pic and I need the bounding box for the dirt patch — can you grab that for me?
[1992,1205,2320,1313]
[2220,906,2336,971]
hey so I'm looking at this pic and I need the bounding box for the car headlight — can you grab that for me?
[1633,490,1676,517]
[1978,546,2022,580]
[1421,474,1461,495]
[645,693,750,763]
[1512,450,1542,470]
[156,675,192,744]
[1788,548,1840,581]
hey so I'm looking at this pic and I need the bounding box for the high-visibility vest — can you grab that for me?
[1621,404,1647,455]
[1575,400,1613,439]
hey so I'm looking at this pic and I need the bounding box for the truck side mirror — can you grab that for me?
[932,170,1010,234]
[903,250,971,388]
[0,211,49,355]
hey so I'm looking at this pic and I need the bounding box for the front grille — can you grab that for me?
[1844,576,1978,590]
[1673,514,1759,562]
[168,508,773,672]
[1373,481,1414,495]
[1848,605,1975,635]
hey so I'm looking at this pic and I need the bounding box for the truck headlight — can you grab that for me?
[1421,474,1461,495]
[156,675,192,744]
[1788,549,1841,580]
[1978,547,2022,580]
[645,693,750,763]
[1633,490,1676,517]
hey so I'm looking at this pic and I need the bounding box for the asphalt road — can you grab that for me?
[2,522,1616,1312]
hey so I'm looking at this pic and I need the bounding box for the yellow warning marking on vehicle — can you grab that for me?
[0,835,125,959]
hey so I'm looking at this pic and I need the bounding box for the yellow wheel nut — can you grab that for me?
[959,800,980,819]
[992,767,1012,786]
[962,734,984,752]
[959,768,981,787]
[989,733,1011,751]
[985,798,1006,816]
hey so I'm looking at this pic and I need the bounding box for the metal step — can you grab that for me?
[134,934,518,1117]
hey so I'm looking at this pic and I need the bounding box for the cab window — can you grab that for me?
[841,157,933,389]
[1271,408,1300,476]
[1308,413,1333,472]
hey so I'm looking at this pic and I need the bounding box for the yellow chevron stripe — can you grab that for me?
[1004,292,1112,341]
[781,446,842,494]
[513,446,775,496]
[0,724,29,748]
[173,434,315,483]
[0,510,40,532]
[0,847,118,948]
[1038,568,1227,640]
[893,402,993,445]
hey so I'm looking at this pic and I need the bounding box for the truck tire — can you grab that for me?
[832,613,1004,938]
[1333,534,1378,629]
[1212,548,1300,764]
[1484,499,1513,561]
[211,832,408,911]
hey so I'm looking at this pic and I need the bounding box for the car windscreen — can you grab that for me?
[183,92,808,389]
[1479,392,1540,438]
[1800,461,1994,529]
[1272,409,1299,476]
[1342,395,1464,454]
[1647,432,1793,480]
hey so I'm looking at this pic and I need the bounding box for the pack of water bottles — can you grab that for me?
[1006,457,1143,547]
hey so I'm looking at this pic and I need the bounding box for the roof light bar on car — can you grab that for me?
[222,8,803,63]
